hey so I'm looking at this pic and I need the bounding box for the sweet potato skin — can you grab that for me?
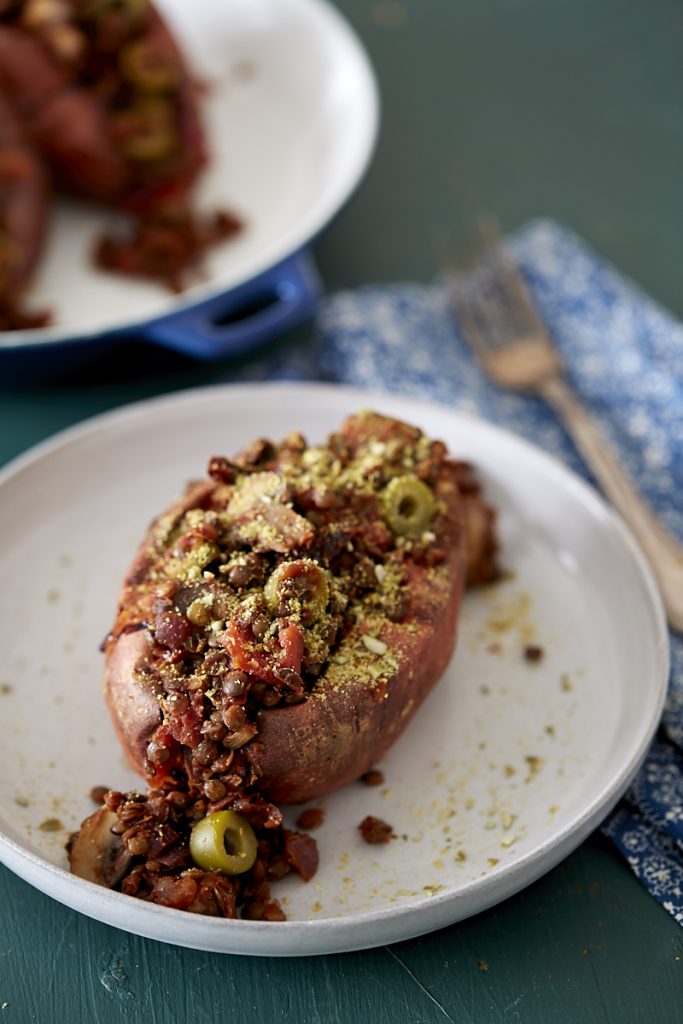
[105,628,162,776]
[103,479,216,773]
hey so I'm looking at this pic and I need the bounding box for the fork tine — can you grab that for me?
[439,218,554,370]
[448,275,495,364]
[439,217,564,391]
[434,229,481,277]
[447,255,516,352]
[476,216,548,341]
[479,257,521,345]
[438,232,494,358]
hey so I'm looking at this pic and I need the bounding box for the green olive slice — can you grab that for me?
[114,100,176,162]
[382,475,436,537]
[189,810,258,875]
[120,38,179,93]
[264,559,329,620]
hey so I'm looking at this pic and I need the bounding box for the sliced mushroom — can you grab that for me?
[231,503,314,554]
[68,807,133,887]
[226,471,289,518]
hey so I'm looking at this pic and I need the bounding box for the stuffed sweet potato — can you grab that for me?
[69,410,499,918]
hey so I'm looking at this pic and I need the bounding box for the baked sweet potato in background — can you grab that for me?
[0,0,240,304]
[0,1,205,206]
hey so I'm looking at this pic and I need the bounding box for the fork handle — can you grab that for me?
[538,374,683,634]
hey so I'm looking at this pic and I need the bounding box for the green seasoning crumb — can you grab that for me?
[525,755,543,780]
[152,510,182,549]
[0,683,13,695]
[423,884,444,897]
[38,818,64,832]
[166,541,220,581]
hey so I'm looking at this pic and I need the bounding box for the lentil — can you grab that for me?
[358,815,395,844]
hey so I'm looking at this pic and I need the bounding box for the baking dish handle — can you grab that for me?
[142,249,322,359]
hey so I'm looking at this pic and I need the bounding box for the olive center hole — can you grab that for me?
[223,828,240,857]
[398,496,416,518]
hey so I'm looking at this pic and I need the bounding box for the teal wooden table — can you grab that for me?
[1,1,682,1020]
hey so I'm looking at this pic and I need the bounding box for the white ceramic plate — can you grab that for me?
[0,0,379,348]
[0,383,669,956]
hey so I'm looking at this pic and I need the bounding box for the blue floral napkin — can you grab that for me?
[237,219,683,923]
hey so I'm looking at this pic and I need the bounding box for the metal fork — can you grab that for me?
[444,227,683,634]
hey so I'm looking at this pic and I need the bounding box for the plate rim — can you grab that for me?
[0,0,380,351]
[0,381,670,955]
